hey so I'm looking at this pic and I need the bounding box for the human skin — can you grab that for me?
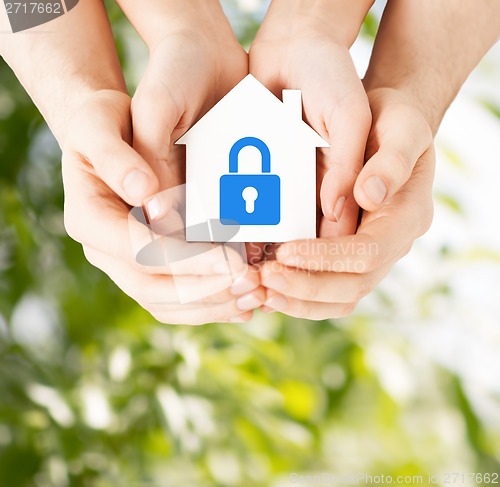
[0,0,265,325]
[112,0,268,322]
[356,0,500,209]
[114,0,249,216]
[250,0,375,239]
[261,0,500,319]
[260,88,435,319]
[3,0,498,323]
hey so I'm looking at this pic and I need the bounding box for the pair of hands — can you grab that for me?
[62,7,434,324]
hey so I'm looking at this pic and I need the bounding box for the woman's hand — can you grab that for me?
[250,0,373,239]
[115,0,248,218]
[115,0,270,265]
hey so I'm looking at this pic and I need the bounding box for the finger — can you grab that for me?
[261,243,281,261]
[318,92,371,236]
[131,63,183,170]
[275,223,410,274]
[227,312,255,323]
[148,286,266,326]
[134,236,248,277]
[84,247,261,306]
[62,152,246,277]
[260,261,391,304]
[251,44,370,237]
[246,242,266,265]
[66,91,159,207]
[354,93,433,211]
[276,149,436,273]
[307,56,370,235]
[130,44,206,222]
[84,247,265,325]
[150,304,254,326]
[319,183,360,239]
[263,292,356,321]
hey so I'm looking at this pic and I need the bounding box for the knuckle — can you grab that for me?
[98,145,119,171]
[150,309,177,325]
[363,252,383,273]
[352,277,372,302]
[389,151,413,183]
[208,308,233,325]
[338,303,356,318]
[348,96,372,129]
[304,277,322,302]
[418,203,435,236]
[135,290,157,309]
[346,303,357,315]
[63,211,82,242]
[82,246,99,268]
[401,243,414,259]
[248,42,267,65]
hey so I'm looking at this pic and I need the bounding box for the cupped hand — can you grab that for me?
[259,88,435,320]
[130,18,248,214]
[129,11,270,265]
[250,12,372,238]
[62,90,265,325]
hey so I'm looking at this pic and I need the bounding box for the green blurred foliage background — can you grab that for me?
[1,1,500,486]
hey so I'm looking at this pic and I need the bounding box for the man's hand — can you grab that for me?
[62,90,265,325]
[250,0,373,240]
[260,88,435,320]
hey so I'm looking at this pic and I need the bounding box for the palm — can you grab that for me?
[132,34,248,192]
[250,35,371,241]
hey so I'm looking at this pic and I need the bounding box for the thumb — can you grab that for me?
[131,69,182,170]
[131,57,193,222]
[66,91,159,208]
[354,105,433,212]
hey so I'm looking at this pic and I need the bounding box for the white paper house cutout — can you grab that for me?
[176,74,329,243]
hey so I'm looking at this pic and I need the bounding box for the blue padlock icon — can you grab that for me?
[220,137,281,226]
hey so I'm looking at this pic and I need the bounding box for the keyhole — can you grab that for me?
[242,186,258,214]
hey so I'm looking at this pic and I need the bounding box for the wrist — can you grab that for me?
[117,0,237,50]
[60,89,131,150]
[364,85,437,147]
[52,87,128,147]
[1,0,127,144]
[257,0,374,47]
[1,52,126,145]
[363,75,444,135]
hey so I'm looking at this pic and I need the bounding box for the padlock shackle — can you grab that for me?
[229,137,271,173]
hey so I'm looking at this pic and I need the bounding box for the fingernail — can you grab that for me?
[146,196,161,221]
[262,273,288,292]
[265,294,288,311]
[237,293,261,311]
[123,170,151,203]
[230,276,257,296]
[332,196,346,222]
[363,176,387,206]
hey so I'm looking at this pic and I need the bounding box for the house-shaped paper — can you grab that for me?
[176,75,329,243]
